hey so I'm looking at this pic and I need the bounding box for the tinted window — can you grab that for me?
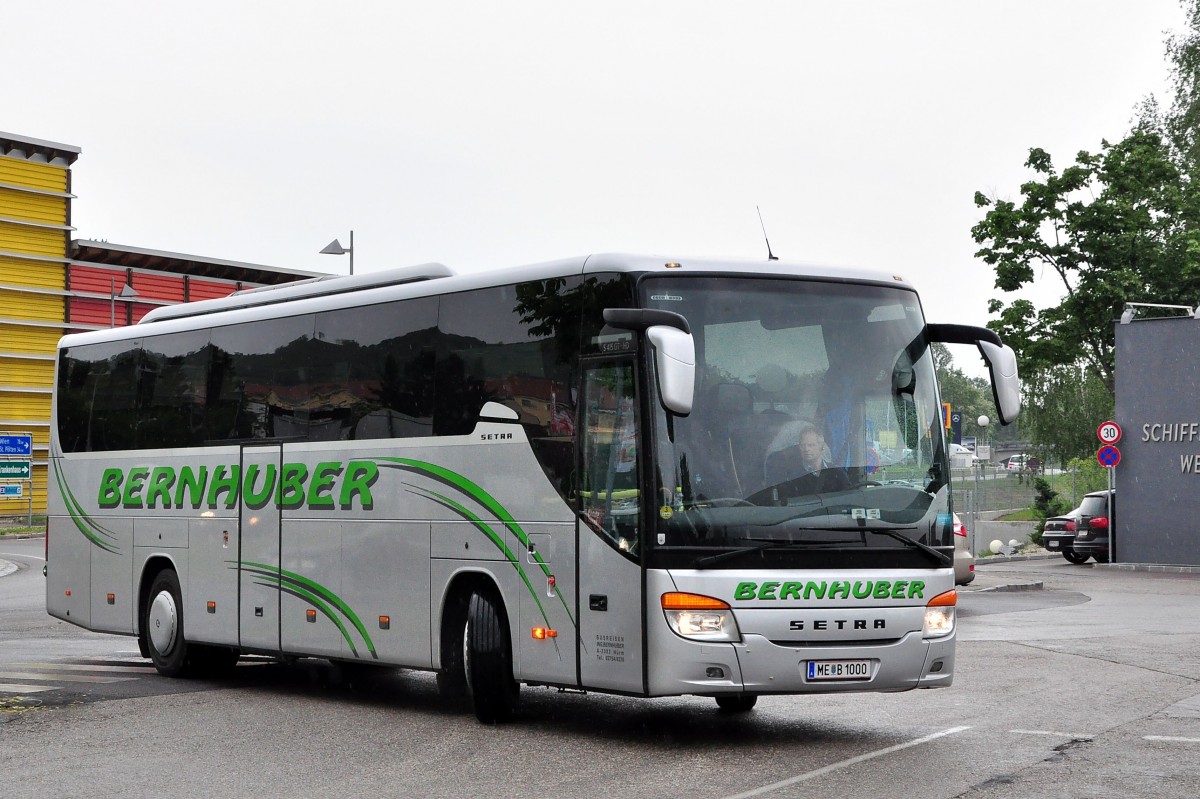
[138,330,212,448]
[57,341,142,453]
[209,315,317,441]
[437,278,595,496]
[315,297,439,439]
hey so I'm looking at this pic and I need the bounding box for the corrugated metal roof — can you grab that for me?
[71,240,321,285]
[0,131,81,165]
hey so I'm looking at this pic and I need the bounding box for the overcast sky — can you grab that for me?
[5,1,1188,373]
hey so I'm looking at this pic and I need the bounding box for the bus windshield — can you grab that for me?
[642,276,951,569]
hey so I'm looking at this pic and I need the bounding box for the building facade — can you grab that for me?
[0,131,316,514]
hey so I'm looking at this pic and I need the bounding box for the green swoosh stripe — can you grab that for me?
[377,457,577,627]
[250,576,361,658]
[237,561,377,659]
[52,460,120,554]
[411,484,553,628]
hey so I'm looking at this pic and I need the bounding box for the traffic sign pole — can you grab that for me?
[1095,425,1121,562]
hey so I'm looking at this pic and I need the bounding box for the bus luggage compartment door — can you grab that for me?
[238,445,283,652]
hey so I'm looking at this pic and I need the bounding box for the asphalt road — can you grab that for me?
[1,537,1199,798]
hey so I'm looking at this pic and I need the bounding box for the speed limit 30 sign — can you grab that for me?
[1097,420,1122,445]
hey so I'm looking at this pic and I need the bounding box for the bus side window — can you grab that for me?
[579,363,640,559]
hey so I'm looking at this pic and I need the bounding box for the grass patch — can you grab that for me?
[997,509,1038,521]
[0,525,45,536]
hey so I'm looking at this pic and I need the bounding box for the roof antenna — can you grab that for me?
[757,206,779,261]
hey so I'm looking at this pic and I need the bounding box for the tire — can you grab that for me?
[1063,549,1089,565]
[144,569,193,677]
[436,593,469,703]
[190,645,240,676]
[1092,551,1110,564]
[464,588,519,723]
[716,694,758,712]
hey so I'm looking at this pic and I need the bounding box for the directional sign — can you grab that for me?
[0,484,22,499]
[0,461,30,479]
[1097,444,1121,468]
[0,433,32,456]
[1097,420,1122,445]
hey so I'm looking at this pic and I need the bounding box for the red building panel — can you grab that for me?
[132,272,185,302]
[189,278,240,302]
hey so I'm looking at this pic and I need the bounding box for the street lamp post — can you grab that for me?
[320,230,354,275]
[972,414,990,557]
[110,278,139,327]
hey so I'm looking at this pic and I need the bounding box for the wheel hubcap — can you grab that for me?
[148,590,178,656]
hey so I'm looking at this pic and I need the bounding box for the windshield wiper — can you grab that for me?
[692,537,839,569]
[864,525,952,568]
[763,523,952,569]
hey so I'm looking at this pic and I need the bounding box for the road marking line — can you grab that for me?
[0,671,137,684]
[1145,736,1200,744]
[0,683,57,694]
[1011,729,1094,740]
[15,662,154,674]
[0,552,45,561]
[721,726,972,799]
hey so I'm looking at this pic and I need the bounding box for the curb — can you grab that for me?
[975,552,1058,564]
[1096,562,1200,575]
[971,581,1044,593]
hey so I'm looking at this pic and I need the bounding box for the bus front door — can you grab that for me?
[238,444,283,653]
[576,360,646,694]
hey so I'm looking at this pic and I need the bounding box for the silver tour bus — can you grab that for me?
[46,254,1020,722]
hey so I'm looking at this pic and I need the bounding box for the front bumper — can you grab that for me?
[647,626,955,696]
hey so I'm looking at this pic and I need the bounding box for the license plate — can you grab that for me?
[1046,540,1059,549]
[806,659,871,681]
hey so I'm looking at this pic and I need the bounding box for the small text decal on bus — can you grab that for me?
[96,461,379,511]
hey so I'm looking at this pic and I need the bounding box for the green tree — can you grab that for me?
[1020,366,1113,464]
[972,126,1196,394]
[1167,0,1200,170]
[972,3,1200,466]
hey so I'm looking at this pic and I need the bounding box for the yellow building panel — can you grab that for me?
[0,289,62,323]
[0,323,62,355]
[0,221,65,257]
[0,255,66,290]
[0,358,54,388]
[0,156,68,194]
[0,187,67,226]
[0,393,50,423]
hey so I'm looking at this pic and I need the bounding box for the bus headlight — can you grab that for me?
[922,589,957,638]
[661,592,741,642]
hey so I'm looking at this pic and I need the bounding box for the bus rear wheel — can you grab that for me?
[464,588,519,723]
[144,569,193,677]
[716,694,758,712]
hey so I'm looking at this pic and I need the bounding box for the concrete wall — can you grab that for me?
[1115,316,1200,566]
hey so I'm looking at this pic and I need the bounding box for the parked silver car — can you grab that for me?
[953,512,975,585]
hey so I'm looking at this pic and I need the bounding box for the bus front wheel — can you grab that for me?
[716,694,758,712]
[464,589,519,723]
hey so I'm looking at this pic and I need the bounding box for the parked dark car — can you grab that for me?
[1042,509,1087,564]
[1071,489,1117,563]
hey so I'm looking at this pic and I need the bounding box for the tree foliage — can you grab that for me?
[972,1,1200,458]
[972,127,1198,392]
[1019,366,1113,464]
